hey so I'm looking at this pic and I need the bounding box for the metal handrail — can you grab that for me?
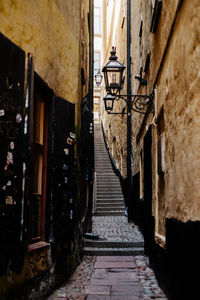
[92,171,97,214]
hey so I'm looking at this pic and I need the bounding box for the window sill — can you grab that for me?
[28,241,50,252]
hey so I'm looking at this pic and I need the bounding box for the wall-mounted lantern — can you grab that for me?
[95,69,103,86]
[102,47,154,115]
[102,47,125,95]
[103,90,115,113]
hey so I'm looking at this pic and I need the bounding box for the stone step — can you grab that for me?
[83,239,144,248]
[97,182,120,185]
[96,173,117,175]
[97,173,117,176]
[97,189,122,192]
[97,186,121,189]
[96,199,124,202]
[97,187,121,191]
[97,177,119,180]
[97,195,123,200]
[96,163,111,166]
[97,177,119,181]
[97,179,120,183]
[97,197,124,201]
[97,189,123,193]
[82,247,144,256]
[94,211,125,216]
[94,151,109,154]
[95,164,112,167]
[95,160,111,163]
[96,201,124,206]
[97,190,123,194]
[96,203,124,208]
[96,206,124,212]
[96,169,113,172]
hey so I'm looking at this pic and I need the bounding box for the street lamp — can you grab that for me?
[102,47,125,95]
[95,69,103,86]
[102,48,153,115]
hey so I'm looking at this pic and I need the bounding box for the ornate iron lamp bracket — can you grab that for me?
[107,92,154,115]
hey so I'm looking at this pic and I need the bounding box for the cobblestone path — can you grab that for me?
[92,216,143,242]
[46,215,167,300]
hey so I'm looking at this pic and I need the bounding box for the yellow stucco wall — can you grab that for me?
[0,0,87,124]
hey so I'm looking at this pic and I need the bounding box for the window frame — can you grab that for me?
[28,75,49,244]
[94,6,101,35]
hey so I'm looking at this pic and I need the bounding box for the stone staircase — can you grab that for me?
[82,123,144,256]
[94,123,125,216]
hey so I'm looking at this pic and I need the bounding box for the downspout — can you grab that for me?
[127,0,132,221]
[89,0,94,110]
[89,0,94,218]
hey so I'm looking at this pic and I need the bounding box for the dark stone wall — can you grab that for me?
[147,218,200,300]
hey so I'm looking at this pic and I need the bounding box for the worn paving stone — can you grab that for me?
[90,279,118,286]
[85,285,111,295]
[110,297,139,300]
[95,261,136,269]
[119,280,140,286]
[111,285,143,293]
[111,291,140,297]
[87,296,109,300]
[108,272,138,280]
[96,256,134,262]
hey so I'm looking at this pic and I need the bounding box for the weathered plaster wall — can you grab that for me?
[156,0,200,224]
[128,0,200,243]
[149,0,180,87]
[0,0,83,120]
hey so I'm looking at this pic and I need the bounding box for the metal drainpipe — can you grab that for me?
[89,0,94,112]
[127,0,132,221]
[89,0,94,217]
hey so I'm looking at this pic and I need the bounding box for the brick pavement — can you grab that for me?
[85,254,167,300]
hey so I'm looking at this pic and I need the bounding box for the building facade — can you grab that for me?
[101,0,200,298]
[93,0,104,122]
[0,1,93,299]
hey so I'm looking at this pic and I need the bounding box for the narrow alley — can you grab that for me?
[46,124,167,300]
[0,1,199,299]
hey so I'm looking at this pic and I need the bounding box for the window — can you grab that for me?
[29,76,49,243]
[94,7,101,34]
[94,51,101,76]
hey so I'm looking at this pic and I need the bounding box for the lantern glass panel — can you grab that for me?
[108,70,121,88]
[105,99,114,112]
